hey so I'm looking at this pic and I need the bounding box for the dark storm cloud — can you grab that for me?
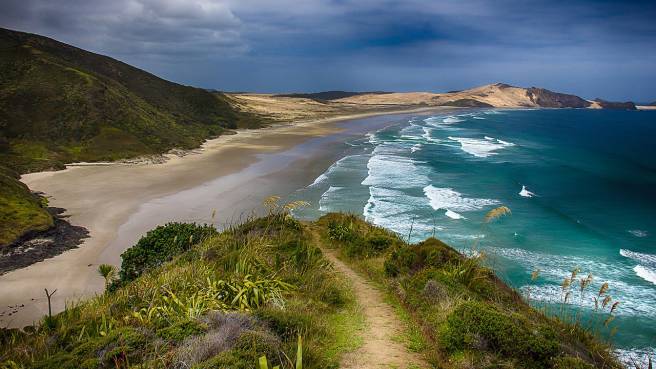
[1,0,655,100]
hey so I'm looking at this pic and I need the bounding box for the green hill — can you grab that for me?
[0,27,265,173]
[0,209,623,369]
[0,27,268,246]
[0,166,52,246]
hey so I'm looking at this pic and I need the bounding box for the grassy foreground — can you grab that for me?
[0,208,363,369]
[315,213,624,369]
[0,210,624,369]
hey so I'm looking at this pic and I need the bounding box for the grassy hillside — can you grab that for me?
[317,213,623,369]
[0,166,52,246]
[0,208,623,369]
[0,27,266,174]
[0,209,362,369]
[0,27,269,246]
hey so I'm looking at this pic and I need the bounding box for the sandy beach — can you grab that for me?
[0,107,447,328]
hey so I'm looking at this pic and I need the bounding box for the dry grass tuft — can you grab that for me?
[174,311,258,367]
[483,206,511,223]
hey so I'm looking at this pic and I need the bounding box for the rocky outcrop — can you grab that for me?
[593,99,637,110]
[526,87,592,108]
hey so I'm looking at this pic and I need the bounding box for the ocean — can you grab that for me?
[292,108,656,364]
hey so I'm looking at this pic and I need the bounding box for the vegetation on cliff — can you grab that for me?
[0,207,363,369]
[317,213,624,369]
[0,207,624,369]
[0,27,268,245]
[0,27,266,174]
[0,166,52,247]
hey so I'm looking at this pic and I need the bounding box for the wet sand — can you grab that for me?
[0,108,448,328]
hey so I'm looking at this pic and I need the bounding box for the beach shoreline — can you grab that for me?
[0,106,449,328]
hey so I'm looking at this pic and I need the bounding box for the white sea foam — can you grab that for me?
[521,281,656,316]
[620,249,656,286]
[628,229,648,238]
[423,116,442,125]
[634,265,656,285]
[614,348,656,369]
[318,186,344,212]
[363,186,434,236]
[362,148,429,189]
[489,246,656,316]
[308,156,353,187]
[411,144,422,153]
[423,115,465,128]
[423,185,499,212]
[473,116,486,120]
[445,210,466,219]
[448,136,515,158]
[420,127,442,144]
[519,185,535,198]
[309,173,329,187]
[449,233,486,240]
[620,249,656,266]
[442,116,464,124]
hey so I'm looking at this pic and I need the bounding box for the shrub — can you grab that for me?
[327,220,355,242]
[326,215,399,258]
[174,313,256,368]
[157,319,206,342]
[422,279,448,302]
[440,301,559,369]
[256,307,315,340]
[119,222,217,282]
[384,238,461,277]
[194,330,281,369]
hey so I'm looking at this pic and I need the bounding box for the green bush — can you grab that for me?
[440,301,559,369]
[256,307,315,340]
[384,238,461,277]
[326,215,398,258]
[327,220,355,242]
[119,222,217,282]
[156,319,206,342]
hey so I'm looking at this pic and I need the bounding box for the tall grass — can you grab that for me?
[0,198,364,369]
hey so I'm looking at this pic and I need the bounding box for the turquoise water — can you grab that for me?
[293,108,656,363]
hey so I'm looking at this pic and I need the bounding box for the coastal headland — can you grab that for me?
[0,107,448,328]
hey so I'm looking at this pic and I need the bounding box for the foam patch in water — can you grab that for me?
[318,186,345,212]
[628,229,648,238]
[519,185,535,197]
[445,209,466,219]
[363,186,434,236]
[621,249,656,286]
[423,185,499,212]
[634,265,656,285]
[308,156,356,187]
[490,247,656,316]
[448,136,515,157]
[362,147,430,189]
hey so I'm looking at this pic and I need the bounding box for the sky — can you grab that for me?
[1,0,655,101]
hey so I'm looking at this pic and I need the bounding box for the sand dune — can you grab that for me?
[334,83,593,108]
[229,83,613,116]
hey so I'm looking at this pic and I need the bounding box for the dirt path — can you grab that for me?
[321,248,429,369]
